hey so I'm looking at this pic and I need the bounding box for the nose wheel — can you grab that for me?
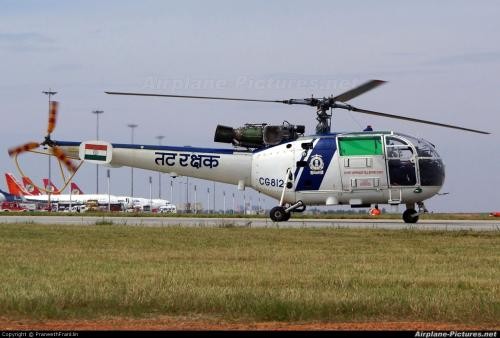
[269,200,305,222]
[402,209,419,223]
[270,206,291,222]
[403,202,428,223]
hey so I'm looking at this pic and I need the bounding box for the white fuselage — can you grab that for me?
[62,130,443,209]
[57,131,444,209]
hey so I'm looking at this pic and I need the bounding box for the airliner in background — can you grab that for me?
[22,176,86,196]
[0,188,23,203]
[4,173,175,212]
[42,178,61,195]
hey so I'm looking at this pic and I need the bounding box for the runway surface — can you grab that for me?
[0,215,499,231]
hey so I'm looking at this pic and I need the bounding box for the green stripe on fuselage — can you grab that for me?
[84,154,107,161]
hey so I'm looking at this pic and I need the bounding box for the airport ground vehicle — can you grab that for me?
[159,205,177,214]
[1,201,28,212]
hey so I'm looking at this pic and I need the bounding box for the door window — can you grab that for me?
[338,136,383,156]
[385,136,417,186]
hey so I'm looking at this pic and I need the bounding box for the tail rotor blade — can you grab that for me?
[47,101,58,134]
[8,142,40,157]
[51,146,77,173]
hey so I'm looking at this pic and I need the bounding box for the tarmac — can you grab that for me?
[0,215,499,231]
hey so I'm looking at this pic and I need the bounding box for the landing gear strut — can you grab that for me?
[402,202,428,223]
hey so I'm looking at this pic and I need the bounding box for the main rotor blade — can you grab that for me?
[105,91,285,104]
[343,105,490,134]
[332,80,386,103]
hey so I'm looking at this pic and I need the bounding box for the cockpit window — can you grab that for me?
[385,137,414,160]
[385,135,416,186]
[391,134,445,186]
[419,158,445,186]
[399,135,439,158]
[386,136,408,147]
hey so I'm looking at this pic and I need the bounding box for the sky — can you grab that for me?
[1,0,499,212]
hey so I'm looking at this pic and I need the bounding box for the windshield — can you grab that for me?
[389,134,445,187]
[398,134,440,158]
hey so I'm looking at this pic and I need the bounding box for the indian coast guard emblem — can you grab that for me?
[26,184,35,193]
[309,154,324,175]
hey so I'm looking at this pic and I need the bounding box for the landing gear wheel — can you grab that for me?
[270,206,291,222]
[402,209,419,223]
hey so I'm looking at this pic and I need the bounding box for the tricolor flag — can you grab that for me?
[84,143,108,161]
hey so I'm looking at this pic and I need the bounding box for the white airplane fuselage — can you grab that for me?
[23,193,122,205]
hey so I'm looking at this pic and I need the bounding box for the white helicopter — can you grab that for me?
[9,80,489,223]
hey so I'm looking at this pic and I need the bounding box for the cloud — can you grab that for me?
[0,32,58,52]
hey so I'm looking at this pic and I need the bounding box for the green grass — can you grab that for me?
[0,224,498,324]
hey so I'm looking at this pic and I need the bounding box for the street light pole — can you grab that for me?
[149,176,153,212]
[107,169,111,212]
[170,179,174,205]
[156,135,164,199]
[194,185,197,214]
[92,110,104,194]
[185,177,189,213]
[207,187,210,214]
[127,124,138,197]
[42,89,57,211]
[223,191,226,214]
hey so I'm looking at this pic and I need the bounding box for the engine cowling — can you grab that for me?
[214,122,304,149]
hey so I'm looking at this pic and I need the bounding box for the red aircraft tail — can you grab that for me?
[42,178,61,195]
[22,177,42,195]
[5,173,31,196]
[70,182,84,195]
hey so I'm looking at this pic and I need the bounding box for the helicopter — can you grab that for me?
[8,80,490,223]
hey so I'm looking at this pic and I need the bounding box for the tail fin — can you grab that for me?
[22,177,42,195]
[5,173,31,196]
[0,188,23,202]
[42,178,61,195]
[70,182,84,195]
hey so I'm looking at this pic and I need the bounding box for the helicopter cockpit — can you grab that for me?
[385,133,445,187]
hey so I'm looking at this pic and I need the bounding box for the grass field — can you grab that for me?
[0,223,498,325]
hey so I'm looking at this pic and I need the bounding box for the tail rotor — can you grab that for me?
[7,101,77,173]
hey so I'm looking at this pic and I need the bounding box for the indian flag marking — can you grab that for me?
[84,144,108,161]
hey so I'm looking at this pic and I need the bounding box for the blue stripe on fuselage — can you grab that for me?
[54,141,239,155]
[295,137,336,191]
[111,143,237,154]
